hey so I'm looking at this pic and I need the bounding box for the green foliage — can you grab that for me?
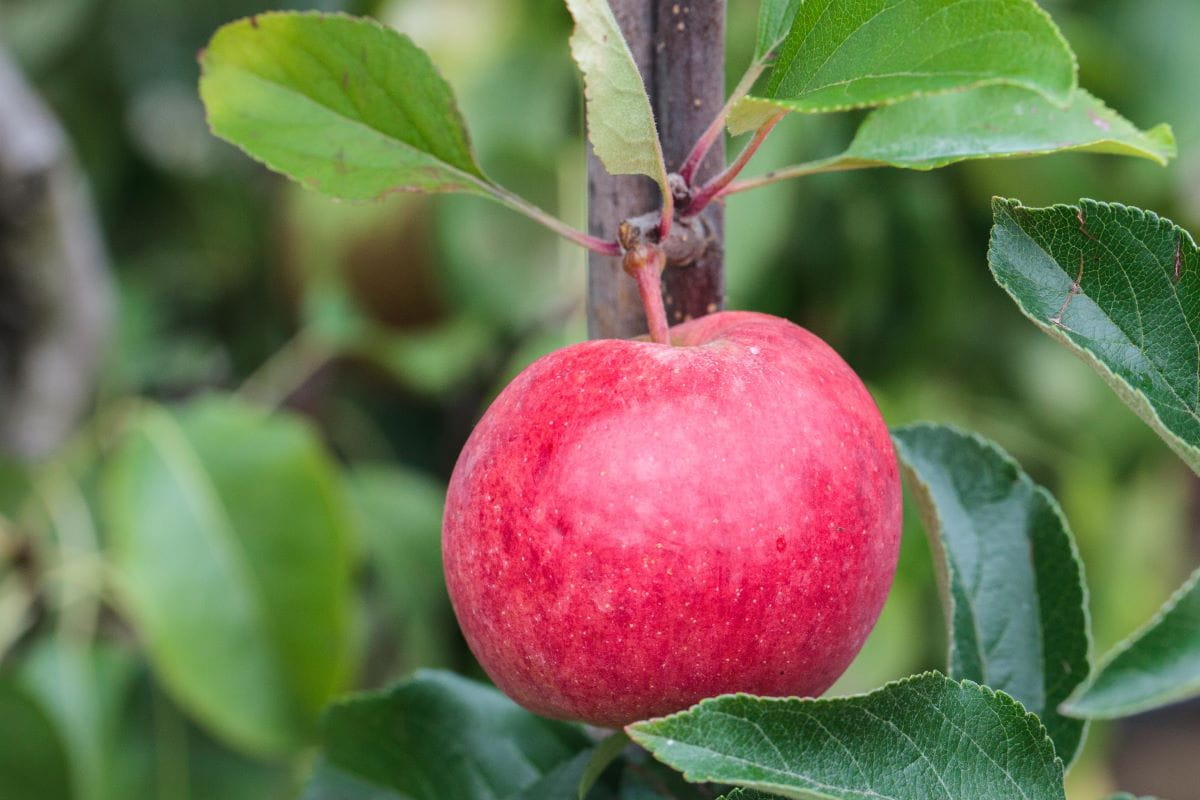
[18,640,137,800]
[892,424,1090,764]
[754,0,802,59]
[730,0,1075,132]
[3,0,1198,795]
[627,673,1065,800]
[304,670,593,800]
[564,0,668,196]
[789,87,1173,175]
[989,199,1200,474]
[1063,565,1200,719]
[577,732,629,800]
[200,12,488,201]
[102,397,355,756]
[343,464,456,671]
[0,678,73,800]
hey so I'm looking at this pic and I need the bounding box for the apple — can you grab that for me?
[442,310,901,727]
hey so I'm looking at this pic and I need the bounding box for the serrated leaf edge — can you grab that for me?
[198,11,494,201]
[988,197,1200,476]
[626,671,1064,798]
[891,422,1093,766]
[1061,563,1200,719]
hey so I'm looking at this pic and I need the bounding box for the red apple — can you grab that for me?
[442,310,901,727]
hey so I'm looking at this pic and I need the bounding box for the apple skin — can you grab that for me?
[442,311,901,727]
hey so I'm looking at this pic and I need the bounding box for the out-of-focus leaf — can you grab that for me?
[577,731,628,800]
[1062,565,1200,719]
[19,639,137,800]
[200,12,488,200]
[563,0,668,197]
[730,0,1076,132]
[892,424,1090,765]
[344,464,453,671]
[304,670,591,800]
[628,673,1065,800]
[765,87,1173,178]
[0,677,73,800]
[989,199,1200,474]
[102,397,354,756]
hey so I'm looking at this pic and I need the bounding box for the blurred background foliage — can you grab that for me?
[0,0,1197,797]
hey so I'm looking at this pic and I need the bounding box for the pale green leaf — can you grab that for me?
[730,0,1076,133]
[19,640,137,800]
[304,670,592,800]
[892,424,1090,765]
[989,199,1200,475]
[102,397,354,756]
[766,87,1173,177]
[200,12,489,201]
[755,0,803,60]
[1062,565,1200,719]
[628,673,1066,800]
[564,0,668,194]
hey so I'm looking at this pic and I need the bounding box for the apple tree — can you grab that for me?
[0,0,1194,798]
[188,2,1199,798]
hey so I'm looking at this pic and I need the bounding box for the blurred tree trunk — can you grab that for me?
[0,49,111,458]
[586,1,726,339]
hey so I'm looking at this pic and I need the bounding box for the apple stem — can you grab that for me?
[685,112,785,216]
[622,241,670,345]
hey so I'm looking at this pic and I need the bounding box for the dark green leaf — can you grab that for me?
[719,791,782,800]
[200,12,488,201]
[772,87,1172,177]
[989,199,1200,474]
[578,731,629,800]
[0,678,73,800]
[627,673,1065,800]
[102,397,354,756]
[892,424,1090,765]
[1062,565,1200,719]
[308,669,592,800]
[730,0,1075,132]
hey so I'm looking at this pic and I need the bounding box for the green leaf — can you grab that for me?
[730,0,1076,133]
[344,464,455,670]
[19,639,138,800]
[200,12,488,201]
[305,669,592,800]
[891,424,1090,765]
[755,0,803,60]
[1062,565,1200,719]
[719,791,782,800]
[989,198,1200,474]
[0,678,73,800]
[102,397,354,756]
[564,0,668,196]
[578,731,628,800]
[771,87,1173,177]
[628,673,1065,800]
